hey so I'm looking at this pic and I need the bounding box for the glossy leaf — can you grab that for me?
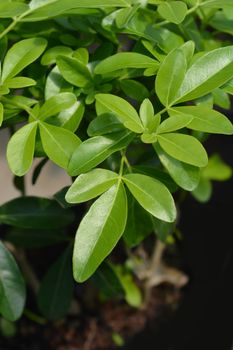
[73,183,127,282]
[68,131,134,176]
[154,143,200,191]
[157,1,188,24]
[38,246,74,320]
[56,55,92,88]
[0,241,26,321]
[1,38,47,82]
[0,197,74,229]
[156,114,193,134]
[174,46,233,103]
[123,174,176,222]
[169,106,233,135]
[157,133,208,167]
[139,98,156,131]
[39,93,77,121]
[7,122,38,176]
[3,77,36,89]
[94,52,159,74]
[65,168,118,203]
[95,94,143,133]
[39,122,81,169]
[155,48,186,106]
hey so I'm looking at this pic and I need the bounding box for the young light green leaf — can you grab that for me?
[1,38,47,82]
[155,48,186,106]
[154,143,200,191]
[38,246,74,320]
[157,1,188,24]
[179,41,195,65]
[156,114,193,134]
[115,267,142,307]
[157,133,208,167]
[0,2,29,18]
[94,52,159,75]
[0,103,3,126]
[0,241,26,321]
[39,92,77,121]
[65,168,118,203]
[168,106,233,135]
[3,77,36,89]
[174,46,233,103]
[139,98,155,130]
[95,94,143,133]
[123,174,176,222]
[68,130,134,176]
[202,154,232,181]
[7,122,38,176]
[73,182,127,282]
[57,101,85,132]
[0,197,74,229]
[191,177,212,203]
[39,122,81,169]
[56,55,92,88]
[41,46,73,65]
[73,48,89,65]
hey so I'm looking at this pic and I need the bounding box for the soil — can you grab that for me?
[0,285,182,350]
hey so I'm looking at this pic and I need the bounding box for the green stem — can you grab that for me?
[23,309,47,325]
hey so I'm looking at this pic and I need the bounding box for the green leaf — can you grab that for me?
[56,55,92,88]
[0,1,29,18]
[174,46,233,103]
[95,94,143,133]
[25,0,130,21]
[123,174,176,222]
[87,113,124,136]
[65,168,118,203]
[0,241,26,321]
[139,98,156,130]
[39,122,81,169]
[202,154,232,181]
[41,46,73,65]
[92,262,125,299]
[191,178,212,203]
[73,182,127,282]
[123,192,153,247]
[7,122,38,176]
[157,1,188,24]
[73,48,89,65]
[154,143,200,191]
[0,197,74,229]
[157,114,193,134]
[6,228,68,248]
[0,103,3,126]
[1,38,47,82]
[169,106,233,135]
[157,133,208,167]
[39,92,77,121]
[155,48,186,107]
[120,79,149,102]
[68,131,134,176]
[38,246,74,320]
[152,217,175,242]
[94,52,159,74]
[3,77,36,89]
[201,0,233,8]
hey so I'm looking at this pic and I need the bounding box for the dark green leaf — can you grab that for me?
[0,197,74,229]
[0,241,26,321]
[38,246,74,320]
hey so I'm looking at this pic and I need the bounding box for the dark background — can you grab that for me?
[129,132,233,350]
